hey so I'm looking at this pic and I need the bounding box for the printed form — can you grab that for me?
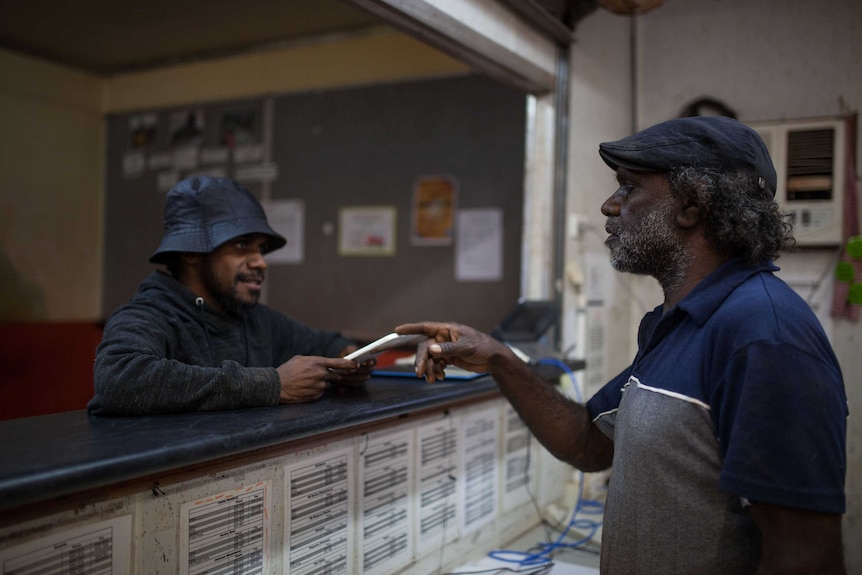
[358,429,414,575]
[460,406,499,534]
[0,515,132,575]
[181,481,270,575]
[284,449,353,575]
[502,405,534,511]
[415,415,460,556]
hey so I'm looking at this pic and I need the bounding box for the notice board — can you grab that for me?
[103,75,526,340]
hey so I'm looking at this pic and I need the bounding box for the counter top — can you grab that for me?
[0,376,499,514]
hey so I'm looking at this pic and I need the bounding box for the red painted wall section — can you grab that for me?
[0,328,414,421]
[0,323,102,421]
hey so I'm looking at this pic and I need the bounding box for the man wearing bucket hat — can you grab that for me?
[396,117,847,573]
[89,175,372,416]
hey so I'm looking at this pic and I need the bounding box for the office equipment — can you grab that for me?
[491,299,562,363]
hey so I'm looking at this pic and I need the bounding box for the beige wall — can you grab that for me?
[105,27,468,114]
[0,50,105,321]
[0,28,467,322]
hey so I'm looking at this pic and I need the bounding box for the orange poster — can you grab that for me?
[412,175,457,246]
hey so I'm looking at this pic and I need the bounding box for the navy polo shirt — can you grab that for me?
[588,258,847,514]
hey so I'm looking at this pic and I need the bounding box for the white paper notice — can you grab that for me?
[455,209,503,281]
[0,514,133,574]
[338,206,396,256]
[200,147,229,165]
[459,406,499,534]
[157,170,180,192]
[234,162,278,183]
[148,151,173,171]
[233,144,264,164]
[122,150,145,177]
[172,146,199,171]
[358,429,414,575]
[501,405,532,511]
[180,482,270,575]
[260,199,304,264]
[415,416,459,555]
[284,448,354,575]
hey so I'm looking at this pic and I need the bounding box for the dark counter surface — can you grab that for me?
[0,376,499,514]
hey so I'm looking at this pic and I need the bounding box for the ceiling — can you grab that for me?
[0,0,382,75]
[0,0,590,77]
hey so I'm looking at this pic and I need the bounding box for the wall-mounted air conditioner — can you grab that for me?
[749,117,846,247]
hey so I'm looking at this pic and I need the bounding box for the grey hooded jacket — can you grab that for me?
[88,271,353,415]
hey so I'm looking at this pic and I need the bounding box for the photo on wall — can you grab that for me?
[169,109,204,148]
[219,108,257,148]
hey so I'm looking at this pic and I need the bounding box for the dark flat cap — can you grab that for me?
[149,175,286,264]
[598,116,777,196]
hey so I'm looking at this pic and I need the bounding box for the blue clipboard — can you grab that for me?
[372,364,486,381]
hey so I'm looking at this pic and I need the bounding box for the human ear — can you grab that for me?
[181,252,202,267]
[675,197,702,229]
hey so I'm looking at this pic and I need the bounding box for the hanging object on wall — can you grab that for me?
[679,97,738,119]
[596,0,665,14]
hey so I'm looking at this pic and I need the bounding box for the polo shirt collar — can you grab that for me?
[675,258,779,326]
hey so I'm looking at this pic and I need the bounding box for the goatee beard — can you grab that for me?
[200,257,262,317]
[216,289,258,317]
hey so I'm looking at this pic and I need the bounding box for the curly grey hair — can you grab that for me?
[669,167,795,264]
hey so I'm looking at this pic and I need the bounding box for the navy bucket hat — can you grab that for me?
[149,175,287,264]
[598,116,777,197]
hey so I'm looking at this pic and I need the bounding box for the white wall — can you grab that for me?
[638,0,861,130]
[568,0,861,569]
[564,9,641,396]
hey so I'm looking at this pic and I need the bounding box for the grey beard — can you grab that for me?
[607,204,688,294]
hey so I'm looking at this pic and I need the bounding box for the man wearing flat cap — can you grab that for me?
[397,117,847,573]
[89,175,372,416]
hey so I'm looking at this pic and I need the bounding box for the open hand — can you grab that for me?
[395,322,505,383]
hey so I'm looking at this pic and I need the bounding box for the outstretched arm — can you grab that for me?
[396,321,613,472]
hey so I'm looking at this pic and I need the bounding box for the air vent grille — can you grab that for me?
[786,128,835,200]
[748,117,844,246]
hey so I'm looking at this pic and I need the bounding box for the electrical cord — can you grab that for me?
[442,563,554,575]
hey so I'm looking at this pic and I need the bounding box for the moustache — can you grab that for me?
[237,273,265,283]
[605,218,621,236]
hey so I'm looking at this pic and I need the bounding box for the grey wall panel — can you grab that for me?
[103,75,525,340]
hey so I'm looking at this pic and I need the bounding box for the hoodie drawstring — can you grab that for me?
[195,297,214,364]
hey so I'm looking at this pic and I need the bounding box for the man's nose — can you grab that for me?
[248,252,267,270]
[601,192,621,217]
